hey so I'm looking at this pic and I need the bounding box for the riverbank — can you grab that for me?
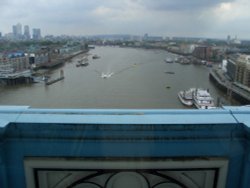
[209,68,250,104]
[37,49,89,69]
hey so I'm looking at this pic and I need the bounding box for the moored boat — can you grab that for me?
[193,88,215,109]
[76,59,89,67]
[178,88,195,106]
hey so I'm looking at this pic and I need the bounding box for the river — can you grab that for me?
[0,46,231,109]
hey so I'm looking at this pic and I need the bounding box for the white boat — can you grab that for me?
[178,88,195,106]
[101,72,114,79]
[165,58,173,63]
[193,88,215,109]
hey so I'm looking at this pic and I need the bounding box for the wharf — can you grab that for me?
[209,69,250,104]
[38,50,89,69]
[40,60,64,69]
[63,49,89,61]
[0,70,33,85]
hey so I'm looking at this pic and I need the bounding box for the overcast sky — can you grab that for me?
[1,0,250,39]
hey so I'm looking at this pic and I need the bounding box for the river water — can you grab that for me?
[0,46,230,109]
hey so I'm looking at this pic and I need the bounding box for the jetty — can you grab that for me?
[45,70,64,85]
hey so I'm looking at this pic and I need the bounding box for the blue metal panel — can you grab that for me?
[0,120,9,128]
[0,106,242,125]
[0,143,8,188]
[0,106,250,188]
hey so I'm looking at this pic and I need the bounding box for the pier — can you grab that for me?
[209,69,250,104]
[45,76,64,85]
[45,70,64,85]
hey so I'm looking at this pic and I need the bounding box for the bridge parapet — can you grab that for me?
[0,106,250,188]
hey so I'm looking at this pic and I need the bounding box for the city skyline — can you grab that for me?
[5,23,41,40]
[0,0,250,39]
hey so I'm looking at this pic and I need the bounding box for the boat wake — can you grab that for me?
[93,62,148,79]
[94,70,113,79]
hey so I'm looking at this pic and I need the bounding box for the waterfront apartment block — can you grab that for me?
[226,54,250,89]
[226,58,236,81]
[29,51,49,67]
[0,52,30,78]
[0,106,250,188]
[235,55,250,87]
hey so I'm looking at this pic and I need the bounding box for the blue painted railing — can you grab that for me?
[0,106,250,188]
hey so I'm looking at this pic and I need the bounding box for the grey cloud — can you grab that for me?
[0,0,250,39]
[140,0,236,11]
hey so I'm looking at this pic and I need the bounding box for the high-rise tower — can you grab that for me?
[32,28,41,40]
[12,23,22,40]
[24,25,30,40]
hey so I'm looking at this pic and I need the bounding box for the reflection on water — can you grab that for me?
[0,46,232,109]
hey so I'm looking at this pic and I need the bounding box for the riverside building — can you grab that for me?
[0,52,31,84]
[235,54,250,88]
